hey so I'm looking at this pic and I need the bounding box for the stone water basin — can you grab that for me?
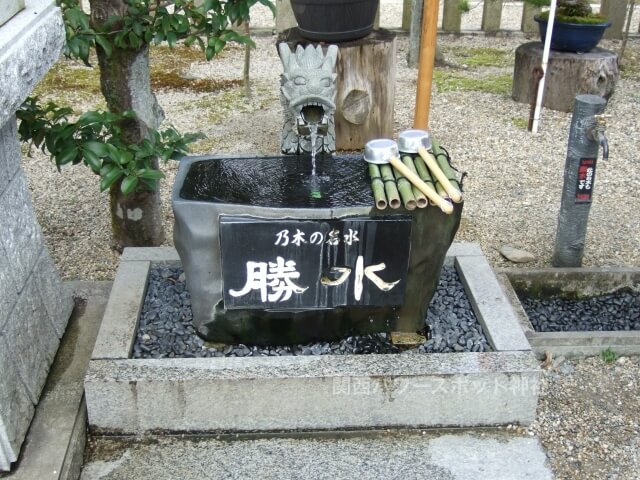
[172,154,463,345]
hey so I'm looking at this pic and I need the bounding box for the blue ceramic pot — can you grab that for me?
[535,16,611,53]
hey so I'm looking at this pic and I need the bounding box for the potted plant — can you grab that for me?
[526,0,611,53]
[290,0,380,42]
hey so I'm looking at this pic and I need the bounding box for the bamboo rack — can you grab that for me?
[368,139,462,211]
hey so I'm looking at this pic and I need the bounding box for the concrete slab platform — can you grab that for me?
[7,282,110,480]
[80,430,554,480]
[499,267,640,358]
[86,244,539,434]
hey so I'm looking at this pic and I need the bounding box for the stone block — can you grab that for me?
[0,0,65,127]
[32,249,73,338]
[91,261,150,360]
[86,351,540,434]
[121,247,180,262]
[456,255,531,352]
[0,117,20,192]
[0,174,44,291]
[0,335,34,468]
[0,0,24,28]
[0,244,19,331]
[1,279,59,402]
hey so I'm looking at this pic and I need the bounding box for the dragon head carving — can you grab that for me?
[279,43,339,155]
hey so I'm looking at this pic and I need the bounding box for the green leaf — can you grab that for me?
[83,141,110,157]
[100,166,122,192]
[167,31,177,48]
[120,175,139,195]
[77,111,104,125]
[138,169,165,180]
[57,145,78,166]
[95,35,113,57]
[82,148,102,173]
[214,38,225,54]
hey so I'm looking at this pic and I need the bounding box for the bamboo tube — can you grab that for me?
[368,163,388,210]
[401,155,428,208]
[416,145,462,203]
[379,164,401,209]
[414,155,437,205]
[392,164,417,210]
[386,156,453,214]
[431,139,462,203]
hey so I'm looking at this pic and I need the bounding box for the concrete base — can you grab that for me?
[499,267,640,358]
[80,430,553,480]
[86,243,539,434]
[6,282,110,480]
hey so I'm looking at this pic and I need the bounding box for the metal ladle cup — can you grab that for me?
[364,139,453,214]
[397,129,462,204]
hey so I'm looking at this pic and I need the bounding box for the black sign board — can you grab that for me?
[219,216,412,309]
[575,157,597,204]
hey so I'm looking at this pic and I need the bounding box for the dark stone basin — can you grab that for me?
[172,155,462,345]
[179,154,374,208]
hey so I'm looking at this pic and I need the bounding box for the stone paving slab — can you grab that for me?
[80,430,554,480]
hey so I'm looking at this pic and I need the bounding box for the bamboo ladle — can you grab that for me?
[364,139,454,214]
[397,129,462,204]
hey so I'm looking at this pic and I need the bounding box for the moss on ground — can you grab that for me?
[33,43,246,111]
[447,47,511,67]
[512,117,529,129]
[434,70,512,95]
[179,84,277,124]
[620,47,640,81]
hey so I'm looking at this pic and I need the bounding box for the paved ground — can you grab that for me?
[81,431,553,480]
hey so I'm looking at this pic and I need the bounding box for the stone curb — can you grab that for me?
[86,244,539,434]
[499,267,640,358]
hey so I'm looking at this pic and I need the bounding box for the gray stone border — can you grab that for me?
[499,267,640,358]
[86,243,539,434]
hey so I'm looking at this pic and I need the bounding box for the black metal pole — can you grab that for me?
[552,94,607,267]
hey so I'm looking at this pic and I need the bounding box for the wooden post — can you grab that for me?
[414,0,439,129]
[481,0,503,33]
[402,0,413,31]
[335,30,396,149]
[600,0,627,39]
[521,3,541,34]
[407,0,424,67]
[275,0,297,33]
[442,0,461,33]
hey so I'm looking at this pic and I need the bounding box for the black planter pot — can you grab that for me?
[535,16,611,53]
[290,0,380,42]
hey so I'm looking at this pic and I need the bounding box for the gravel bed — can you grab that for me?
[133,264,488,358]
[521,290,640,332]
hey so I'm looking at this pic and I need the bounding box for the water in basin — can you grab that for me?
[178,154,374,208]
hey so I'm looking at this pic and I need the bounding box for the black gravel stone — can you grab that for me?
[133,265,489,359]
[520,290,640,332]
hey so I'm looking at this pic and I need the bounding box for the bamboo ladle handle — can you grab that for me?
[417,146,462,203]
[388,156,453,214]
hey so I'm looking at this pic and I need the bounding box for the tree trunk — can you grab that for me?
[90,0,166,249]
[110,168,165,249]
